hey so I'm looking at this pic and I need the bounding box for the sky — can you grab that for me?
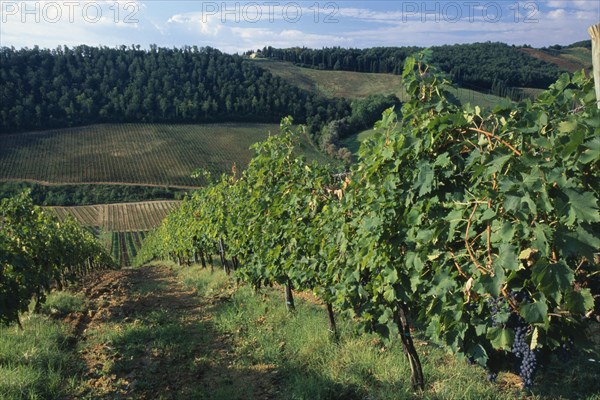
[1,0,599,52]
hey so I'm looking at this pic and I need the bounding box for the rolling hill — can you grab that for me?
[250,59,504,109]
[0,123,332,188]
[521,46,592,73]
[49,200,180,232]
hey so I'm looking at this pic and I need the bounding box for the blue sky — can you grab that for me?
[1,1,599,51]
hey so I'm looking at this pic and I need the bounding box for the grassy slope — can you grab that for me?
[340,128,380,154]
[520,47,592,73]
[0,123,332,188]
[2,264,598,399]
[251,59,504,154]
[251,59,503,109]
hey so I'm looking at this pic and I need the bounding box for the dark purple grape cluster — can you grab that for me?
[512,324,538,389]
[487,297,504,327]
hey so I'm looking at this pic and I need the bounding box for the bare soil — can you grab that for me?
[64,265,280,399]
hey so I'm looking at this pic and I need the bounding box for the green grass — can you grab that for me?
[174,265,600,400]
[560,47,593,69]
[0,293,84,400]
[251,59,503,109]
[1,266,598,399]
[0,123,331,187]
[40,291,86,317]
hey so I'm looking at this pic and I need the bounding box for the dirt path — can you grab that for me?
[66,265,279,400]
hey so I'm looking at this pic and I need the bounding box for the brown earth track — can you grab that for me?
[64,265,280,400]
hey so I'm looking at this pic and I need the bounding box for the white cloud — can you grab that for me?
[547,8,567,19]
[546,0,599,11]
[337,7,406,23]
[228,27,352,51]
[0,0,145,48]
[167,12,222,36]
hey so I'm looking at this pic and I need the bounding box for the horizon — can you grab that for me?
[1,1,599,52]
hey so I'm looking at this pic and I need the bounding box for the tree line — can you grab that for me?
[0,45,349,134]
[258,42,564,92]
[0,182,185,206]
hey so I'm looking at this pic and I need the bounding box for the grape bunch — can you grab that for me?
[512,324,538,389]
[487,297,504,327]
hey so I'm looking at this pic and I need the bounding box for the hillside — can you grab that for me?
[0,123,332,187]
[251,59,503,109]
[49,200,180,232]
[48,200,181,266]
[521,47,593,73]
[259,42,564,92]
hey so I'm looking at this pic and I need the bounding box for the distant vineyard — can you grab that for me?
[110,231,147,267]
[49,201,180,232]
[49,201,179,266]
[0,123,330,187]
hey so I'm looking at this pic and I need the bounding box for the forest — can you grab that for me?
[0,45,349,134]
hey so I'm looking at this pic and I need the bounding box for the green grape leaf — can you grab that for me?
[564,288,594,315]
[579,137,600,164]
[487,327,514,351]
[497,243,520,271]
[556,226,600,261]
[467,344,489,367]
[519,294,548,324]
[531,261,573,304]
[563,189,600,223]
[414,162,434,197]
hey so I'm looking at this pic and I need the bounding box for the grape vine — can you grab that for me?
[137,53,599,391]
[0,191,115,327]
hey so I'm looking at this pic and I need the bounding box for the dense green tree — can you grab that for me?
[0,45,350,134]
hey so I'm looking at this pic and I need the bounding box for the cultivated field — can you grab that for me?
[50,200,180,266]
[521,47,592,73]
[49,200,180,232]
[0,123,330,187]
[109,231,147,267]
[251,59,504,109]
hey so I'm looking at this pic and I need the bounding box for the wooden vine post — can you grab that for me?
[589,23,600,109]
